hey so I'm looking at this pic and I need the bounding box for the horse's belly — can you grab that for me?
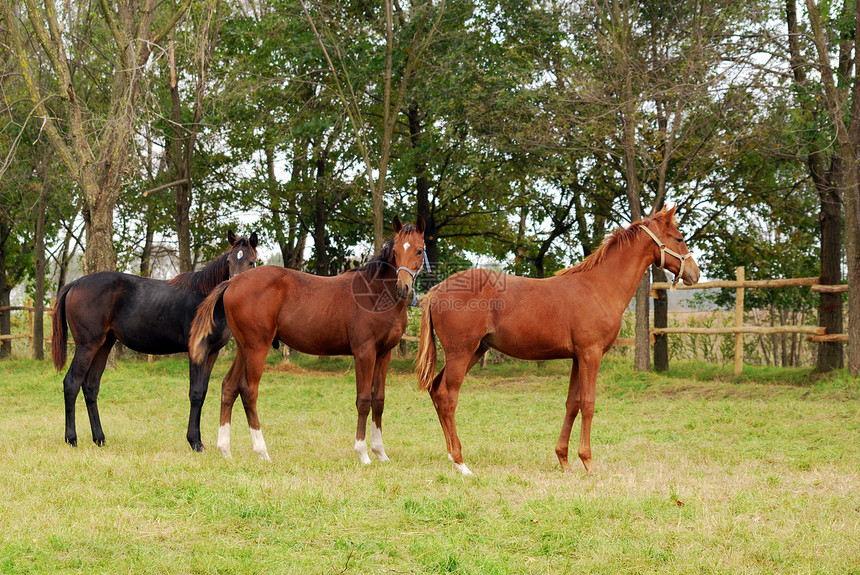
[485,333,572,361]
[279,328,351,356]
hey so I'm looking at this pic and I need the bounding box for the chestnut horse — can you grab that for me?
[189,216,426,463]
[416,206,700,475]
[52,230,258,451]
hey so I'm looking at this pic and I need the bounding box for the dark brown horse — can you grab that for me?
[189,216,426,462]
[416,206,700,475]
[52,230,258,451]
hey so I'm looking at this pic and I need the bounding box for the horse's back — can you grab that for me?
[430,269,579,360]
[223,265,393,356]
[64,271,198,354]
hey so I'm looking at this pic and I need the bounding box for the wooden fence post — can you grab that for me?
[28,307,34,356]
[734,266,745,376]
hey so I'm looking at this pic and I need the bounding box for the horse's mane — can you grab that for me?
[556,211,677,276]
[347,223,419,276]
[168,253,230,295]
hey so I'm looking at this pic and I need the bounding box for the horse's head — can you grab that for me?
[226,230,259,278]
[391,215,427,300]
[642,206,700,286]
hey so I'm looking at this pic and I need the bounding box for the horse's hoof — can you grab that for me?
[94,438,105,447]
[373,452,390,463]
[190,442,205,453]
[65,437,77,447]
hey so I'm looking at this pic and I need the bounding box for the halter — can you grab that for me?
[395,250,431,280]
[396,251,431,305]
[640,224,692,290]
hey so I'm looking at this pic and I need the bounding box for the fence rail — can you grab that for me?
[0,306,53,349]
[647,267,848,374]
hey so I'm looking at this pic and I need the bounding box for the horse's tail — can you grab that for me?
[51,284,71,371]
[416,290,438,391]
[189,280,231,364]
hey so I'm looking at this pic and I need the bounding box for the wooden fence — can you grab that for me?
[0,305,53,355]
[648,266,847,375]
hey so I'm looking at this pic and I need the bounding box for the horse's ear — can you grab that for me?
[249,232,259,248]
[392,215,403,234]
[665,205,677,219]
[416,215,426,234]
[228,229,237,246]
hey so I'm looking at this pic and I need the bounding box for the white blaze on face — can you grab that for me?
[237,250,244,260]
[403,242,410,253]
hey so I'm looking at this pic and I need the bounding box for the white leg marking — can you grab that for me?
[217,423,232,458]
[354,438,372,465]
[250,427,271,462]
[449,453,475,476]
[370,421,389,462]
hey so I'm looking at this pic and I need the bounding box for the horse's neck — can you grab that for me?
[574,234,653,318]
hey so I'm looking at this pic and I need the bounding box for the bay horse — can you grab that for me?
[188,216,426,463]
[416,206,700,475]
[52,230,259,451]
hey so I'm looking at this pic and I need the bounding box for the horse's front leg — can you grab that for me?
[186,350,219,452]
[576,349,603,475]
[369,350,393,462]
[353,348,376,465]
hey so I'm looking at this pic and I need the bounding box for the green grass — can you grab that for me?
[0,354,858,574]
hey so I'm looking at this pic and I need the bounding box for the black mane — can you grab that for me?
[348,223,418,277]
[168,252,231,295]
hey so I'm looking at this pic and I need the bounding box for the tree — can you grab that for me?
[2,0,192,273]
[786,0,860,373]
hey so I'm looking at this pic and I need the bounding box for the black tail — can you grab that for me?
[51,284,72,371]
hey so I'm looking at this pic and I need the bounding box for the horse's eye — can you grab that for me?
[417,249,424,255]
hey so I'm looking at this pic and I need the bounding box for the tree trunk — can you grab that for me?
[140,218,155,277]
[56,226,74,293]
[82,189,118,273]
[845,169,860,374]
[0,220,10,357]
[408,103,439,284]
[634,274,650,371]
[653,266,669,371]
[312,155,330,275]
[32,157,49,360]
[816,183,844,371]
[786,0,844,371]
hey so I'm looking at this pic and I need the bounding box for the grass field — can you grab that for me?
[0,353,857,574]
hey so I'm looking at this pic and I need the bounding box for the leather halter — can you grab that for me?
[396,250,431,280]
[641,224,692,289]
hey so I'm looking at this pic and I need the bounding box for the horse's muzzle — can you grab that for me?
[395,283,412,300]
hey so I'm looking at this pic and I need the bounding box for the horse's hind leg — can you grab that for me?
[237,344,272,461]
[81,337,115,446]
[369,350,392,462]
[429,343,486,476]
[62,340,103,446]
